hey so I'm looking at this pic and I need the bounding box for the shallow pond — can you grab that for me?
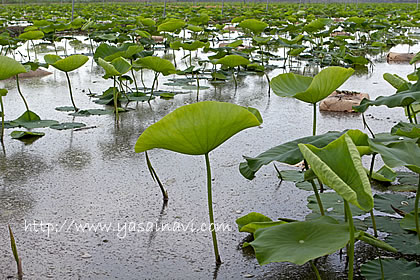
[0,40,419,279]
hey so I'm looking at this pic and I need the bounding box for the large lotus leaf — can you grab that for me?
[134,56,176,75]
[303,18,332,33]
[47,54,88,72]
[239,131,344,180]
[367,165,397,182]
[298,134,373,211]
[364,216,405,234]
[361,258,420,280]
[94,43,144,61]
[180,41,208,51]
[18,30,44,40]
[368,139,420,174]
[238,19,268,34]
[271,67,354,104]
[157,19,185,32]
[135,101,262,155]
[0,56,27,80]
[354,85,420,113]
[97,57,131,77]
[216,55,250,68]
[250,216,349,265]
[270,73,313,98]
[391,122,420,139]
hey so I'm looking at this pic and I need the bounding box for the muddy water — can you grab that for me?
[0,41,418,279]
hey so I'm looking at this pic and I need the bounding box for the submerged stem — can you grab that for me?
[113,77,119,122]
[65,72,78,112]
[344,200,355,280]
[205,153,222,265]
[16,76,30,114]
[415,176,420,241]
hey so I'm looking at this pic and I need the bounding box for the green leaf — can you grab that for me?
[134,56,176,76]
[366,165,397,182]
[10,130,45,139]
[307,192,367,219]
[135,101,262,155]
[0,56,27,80]
[216,55,250,68]
[383,73,410,92]
[18,30,44,40]
[410,51,420,65]
[400,212,420,232]
[239,19,268,34]
[157,19,185,32]
[46,54,88,72]
[0,88,7,96]
[250,216,349,265]
[6,110,59,129]
[239,131,344,180]
[368,139,420,174]
[97,57,131,78]
[374,193,415,214]
[298,133,373,211]
[236,212,272,230]
[354,86,420,112]
[391,122,420,139]
[50,122,86,130]
[361,258,420,280]
[271,67,354,104]
[385,232,420,255]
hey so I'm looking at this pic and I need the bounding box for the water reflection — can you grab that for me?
[0,152,49,185]
[0,188,33,221]
[57,148,92,170]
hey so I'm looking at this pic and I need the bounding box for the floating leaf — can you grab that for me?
[250,216,349,265]
[19,30,44,40]
[361,258,420,280]
[10,130,45,139]
[50,122,86,130]
[385,232,420,255]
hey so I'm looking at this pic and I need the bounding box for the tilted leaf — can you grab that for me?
[135,101,262,155]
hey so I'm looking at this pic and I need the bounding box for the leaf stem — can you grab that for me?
[113,77,119,122]
[407,105,414,124]
[145,151,168,201]
[310,260,321,280]
[415,175,420,241]
[311,180,325,216]
[0,96,4,144]
[368,153,378,237]
[313,103,317,136]
[65,72,78,112]
[344,200,355,280]
[205,153,222,265]
[16,75,30,115]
